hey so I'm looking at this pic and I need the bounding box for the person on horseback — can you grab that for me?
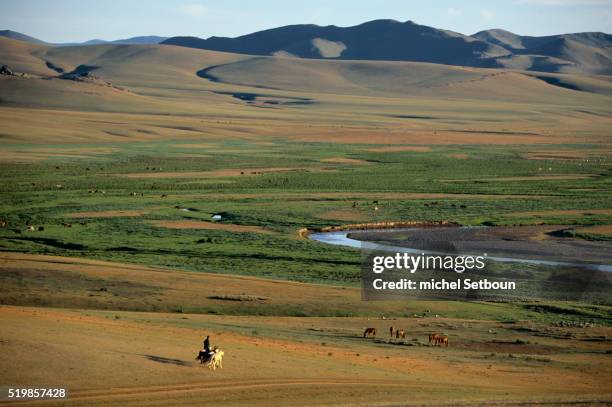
[196,336,215,364]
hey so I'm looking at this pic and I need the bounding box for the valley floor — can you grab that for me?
[2,303,611,407]
[0,253,611,406]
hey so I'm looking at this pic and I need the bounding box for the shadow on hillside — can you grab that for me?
[143,354,191,366]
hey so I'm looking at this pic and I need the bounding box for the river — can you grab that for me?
[309,227,612,272]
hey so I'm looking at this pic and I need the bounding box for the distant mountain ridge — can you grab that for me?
[162,20,611,75]
[163,20,511,67]
[472,29,612,74]
[0,30,48,45]
[2,19,610,75]
[0,30,167,46]
[65,36,168,46]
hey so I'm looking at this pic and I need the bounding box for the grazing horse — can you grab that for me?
[363,327,377,338]
[429,333,440,344]
[395,329,406,339]
[436,335,449,347]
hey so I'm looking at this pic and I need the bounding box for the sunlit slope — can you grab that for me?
[3,37,611,103]
[42,42,246,90]
[0,37,611,144]
[0,37,56,75]
[201,56,486,95]
[202,55,612,101]
[0,38,252,113]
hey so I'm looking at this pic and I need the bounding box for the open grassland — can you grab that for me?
[1,304,611,406]
[0,140,610,284]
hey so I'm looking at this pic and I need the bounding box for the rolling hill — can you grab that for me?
[162,19,612,75]
[3,19,610,75]
[0,29,48,45]
[61,35,168,46]
[0,35,610,145]
[473,29,612,75]
[163,19,510,67]
[2,35,611,102]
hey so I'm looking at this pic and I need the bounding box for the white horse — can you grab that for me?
[208,349,224,370]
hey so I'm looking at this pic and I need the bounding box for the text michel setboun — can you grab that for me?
[370,253,516,291]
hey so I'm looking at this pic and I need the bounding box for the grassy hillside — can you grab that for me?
[0,37,611,147]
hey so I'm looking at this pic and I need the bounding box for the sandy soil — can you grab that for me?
[0,147,120,162]
[316,209,369,222]
[0,151,90,161]
[309,131,584,146]
[0,105,607,148]
[149,220,276,234]
[524,150,612,160]
[447,153,469,159]
[26,147,119,154]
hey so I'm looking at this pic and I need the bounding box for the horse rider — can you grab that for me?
[203,335,211,353]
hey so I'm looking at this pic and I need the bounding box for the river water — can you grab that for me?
[309,228,612,272]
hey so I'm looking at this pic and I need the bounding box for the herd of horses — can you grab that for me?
[363,327,449,347]
[195,325,448,373]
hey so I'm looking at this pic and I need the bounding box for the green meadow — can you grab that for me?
[1,140,610,285]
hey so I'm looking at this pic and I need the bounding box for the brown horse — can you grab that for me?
[429,333,439,344]
[436,335,449,347]
[395,329,406,339]
[363,327,377,338]
[389,326,394,338]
